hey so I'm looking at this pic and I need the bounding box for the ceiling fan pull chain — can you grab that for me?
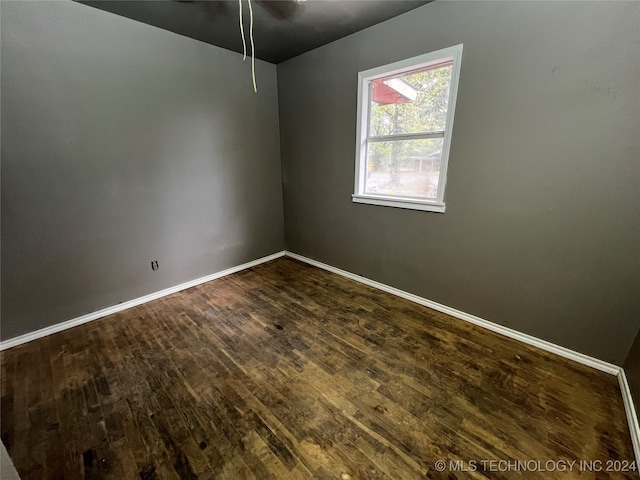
[238,0,257,92]
[238,0,247,60]
[248,0,257,92]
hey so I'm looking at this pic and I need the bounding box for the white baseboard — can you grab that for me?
[284,251,620,375]
[284,251,640,466]
[0,251,285,351]
[618,370,640,466]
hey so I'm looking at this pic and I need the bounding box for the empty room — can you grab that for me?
[1,0,639,478]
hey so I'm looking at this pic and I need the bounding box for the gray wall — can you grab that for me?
[625,332,640,418]
[1,0,284,340]
[0,442,20,480]
[278,1,640,365]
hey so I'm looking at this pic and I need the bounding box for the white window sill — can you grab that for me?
[352,194,445,213]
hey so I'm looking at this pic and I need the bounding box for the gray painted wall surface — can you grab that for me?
[278,1,640,365]
[0,442,20,480]
[625,332,640,418]
[1,1,284,340]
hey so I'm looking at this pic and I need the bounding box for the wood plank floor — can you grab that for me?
[1,257,635,479]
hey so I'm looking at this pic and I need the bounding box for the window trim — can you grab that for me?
[352,44,463,213]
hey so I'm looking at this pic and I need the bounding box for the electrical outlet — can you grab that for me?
[151,260,159,271]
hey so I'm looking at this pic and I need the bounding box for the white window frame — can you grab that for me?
[352,44,463,213]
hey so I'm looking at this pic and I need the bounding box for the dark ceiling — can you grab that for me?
[78,0,432,64]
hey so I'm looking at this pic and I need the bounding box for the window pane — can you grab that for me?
[369,64,452,136]
[364,138,444,199]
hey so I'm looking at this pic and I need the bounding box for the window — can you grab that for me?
[353,45,463,213]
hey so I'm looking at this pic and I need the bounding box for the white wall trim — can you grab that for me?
[0,251,286,351]
[285,251,620,375]
[618,370,640,465]
[352,194,446,213]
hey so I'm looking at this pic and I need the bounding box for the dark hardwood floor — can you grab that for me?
[1,257,635,479]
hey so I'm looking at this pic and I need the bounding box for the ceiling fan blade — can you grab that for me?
[174,0,232,22]
[256,0,301,20]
